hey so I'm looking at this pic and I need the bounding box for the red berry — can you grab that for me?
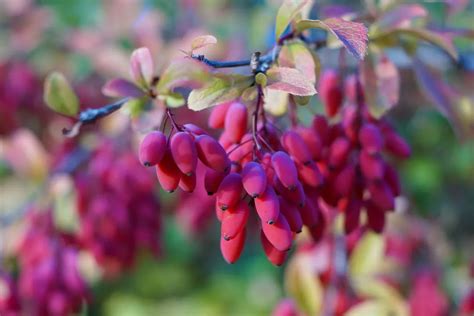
[271,151,298,190]
[195,134,231,172]
[220,228,246,264]
[312,115,330,145]
[368,180,395,211]
[208,101,231,129]
[262,213,292,251]
[241,161,267,198]
[155,149,181,192]
[365,200,385,233]
[359,150,385,180]
[279,197,303,233]
[296,161,323,188]
[216,173,243,210]
[224,101,248,143]
[319,69,343,117]
[384,164,401,197]
[261,230,288,266]
[359,123,383,154]
[295,126,323,160]
[221,200,249,240]
[281,130,312,165]
[139,131,167,166]
[343,198,362,234]
[170,132,197,176]
[178,172,196,192]
[333,163,356,198]
[384,131,411,159]
[298,197,319,227]
[254,185,280,224]
[204,168,228,195]
[328,137,352,169]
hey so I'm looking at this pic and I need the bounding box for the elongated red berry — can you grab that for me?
[274,178,305,207]
[360,151,385,180]
[220,228,246,263]
[261,230,287,266]
[183,123,207,136]
[221,200,249,240]
[319,69,343,118]
[215,201,224,222]
[342,106,360,142]
[343,198,361,234]
[216,173,243,210]
[309,208,325,242]
[170,132,197,176]
[271,151,298,190]
[195,134,231,172]
[179,172,196,193]
[384,131,411,159]
[208,101,231,129]
[333,163,355,198]
[344,74,359,104]
[384,164,401,197]
[359,123,383,154]
[241,162,267,198]
[224,102,248,143]
[296,161,323,188]
[279,197,303,233]
[204,168,228,195]
[298,198,319,227]
[255,186,280,224]
[295,126,323,160]
[156,149,181,192]
[312,115,330,145]
[281,131,312,165]
[328,137,352,169]
[365,201,385,233]
[368,180,395,211]
[139,131,167,166]
[262,213,292,251]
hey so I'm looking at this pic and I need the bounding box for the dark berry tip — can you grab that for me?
[223,235,230,241]
[220,205,228,211]
[207,191,214,196]
[251,193,259,198]
[143,162,151,167]
[267,220,274,225]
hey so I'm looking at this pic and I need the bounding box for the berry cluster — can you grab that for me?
[316,69,411,234]
[75,141,161,276]
[15,210,88,316]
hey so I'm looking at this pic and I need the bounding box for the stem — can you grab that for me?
[166,108,181,131]
[192,55,251,68]
[289,96,298,127]
[252,85,264,151]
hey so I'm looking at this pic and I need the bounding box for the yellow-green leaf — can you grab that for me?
[156,58,211,94]
[264,89,289,116]
[275,0,309,41]
[43,72,79,117]
[344,300,392,316]
[349,231,385,280]
[285,253,323,315]
[188,75,253,111]
[161,92,186,108]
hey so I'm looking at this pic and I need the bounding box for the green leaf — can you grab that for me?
[285,253,323,315]
[156,58,211,94]
[160,92,186,108]
[349,231,385,280]
[371,27,458,60]
[275,0,309,41]
[296,18,368,60]
[43,72,79,116]
[187,74,253,111]
[122,97,149,118]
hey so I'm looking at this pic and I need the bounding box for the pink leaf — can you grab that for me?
[377,4,428,30]
[296,18,368,60]
[102,78,144,98]
[266,67,317,96]
[190,35,217,52]
[361,54,400,118]
[130,47,154,87]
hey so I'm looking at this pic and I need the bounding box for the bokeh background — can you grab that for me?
[1,1,473,315]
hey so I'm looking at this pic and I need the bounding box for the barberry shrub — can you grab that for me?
[2,0,472,315]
